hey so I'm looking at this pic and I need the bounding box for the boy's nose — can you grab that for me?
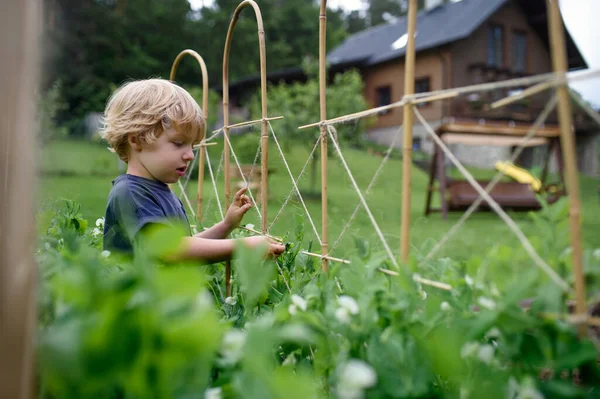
[183,148,194,161]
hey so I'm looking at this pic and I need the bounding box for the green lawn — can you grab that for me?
[38,138,600,261]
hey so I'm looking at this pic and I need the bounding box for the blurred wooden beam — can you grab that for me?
[0,0,40,398]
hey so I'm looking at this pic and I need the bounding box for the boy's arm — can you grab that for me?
[194,220,235,239]
[173,236,285,263]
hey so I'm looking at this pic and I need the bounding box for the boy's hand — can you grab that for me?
[244,236,285,258]
[224,187,252,229]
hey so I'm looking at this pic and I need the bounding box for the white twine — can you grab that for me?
[205,145,224,219]
[330,123,403,254]
[268,122,323,245]
[423,95,558,262]
[327,125,399,268]
[269,137,320,233]
[178,179,197,222]
[225,135,263,221]
[413,106,569,291]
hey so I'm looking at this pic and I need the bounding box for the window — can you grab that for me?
[415,77,431,107]
[512,31,527,73]
[487,25,504,67]
[376,86,392,114]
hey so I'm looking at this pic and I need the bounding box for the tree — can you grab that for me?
[249,59,373,194]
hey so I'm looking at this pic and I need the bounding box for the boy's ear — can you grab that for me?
[128,133,142,151]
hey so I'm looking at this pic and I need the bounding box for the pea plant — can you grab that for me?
[36,200,600,399]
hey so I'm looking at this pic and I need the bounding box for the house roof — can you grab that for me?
[327,0,587,69]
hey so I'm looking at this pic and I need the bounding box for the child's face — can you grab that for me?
[132,127,195,184]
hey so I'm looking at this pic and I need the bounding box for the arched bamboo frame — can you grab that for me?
[318,0,329,273]
[169,49,209,224]
[222,0,269,296]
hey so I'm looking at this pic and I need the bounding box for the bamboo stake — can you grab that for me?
[411,91,459,105]
[193,142,218,149]
[491,80,557,109]
[0,0,38,397]
[301,251,351,265]
[220,116,283,132]
[169,49,210,223]
[376,269,453,291]
[297,69,600,131]
[319,0,329,273]
[222,0,269,296]
[400,0,418,263]
[546,0,587,337]
[239,226,350,264]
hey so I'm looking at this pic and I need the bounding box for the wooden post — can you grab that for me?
[400,0,418,262]
[319,0,329,273]
[546,0,587,336]
[169,49,209,224]
[0,0,39,397]
[222,0,269,295]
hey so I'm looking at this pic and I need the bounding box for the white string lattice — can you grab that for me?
[330,123,403,255]
[413,106,569,291]
[204,145,225,220]
[268,122,322,245]
[423,95,558,262]
[224,135,263,221]
[327,125,399,268]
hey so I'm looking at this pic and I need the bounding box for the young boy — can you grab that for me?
[100,78,284,262]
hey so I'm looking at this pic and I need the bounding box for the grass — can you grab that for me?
[38,138,600,262]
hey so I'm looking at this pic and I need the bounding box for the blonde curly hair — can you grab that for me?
[100,78,206,162]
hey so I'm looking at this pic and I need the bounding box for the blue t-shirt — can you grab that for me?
[103,174,191,254]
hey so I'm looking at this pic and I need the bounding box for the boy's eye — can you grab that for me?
[172,141,184,147]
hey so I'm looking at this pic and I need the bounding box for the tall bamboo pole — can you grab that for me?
[170,49,209,223]
[0,0,39,397]
[400,0,418,262]
[319,0,329,273]
[222,0,269,295]
[546,0,587,336]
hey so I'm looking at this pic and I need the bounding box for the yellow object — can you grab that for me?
[495,161,542,192]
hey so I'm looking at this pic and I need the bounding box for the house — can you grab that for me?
[326,0,598,175]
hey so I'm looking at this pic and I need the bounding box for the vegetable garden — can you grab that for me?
[4,0,600,398]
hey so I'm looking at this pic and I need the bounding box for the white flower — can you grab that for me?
[95,217,104,227]
[485,327,501,339]
[418,289,428,300]
[335,307,351,324]
[477,344,495,364]
[593,248,600,260]
[225,296,237,305]
[440,301,451,311]
[205,387,222,399]
[101,250,111,258]
[517,386,544,399]
[220,329,246,366]
[291,294,307,311]
[288,304,298,315]
[461,342,479,359]
[337,360,377,399]
[92,227,102,236]
[338,295,359,315]
[246,223,255,230]
[477,297,497,311]
[465,275,474,287]
[282,353,297,367]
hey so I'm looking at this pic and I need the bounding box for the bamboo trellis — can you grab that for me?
[171,0,598,330]
[169,49,210,222]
